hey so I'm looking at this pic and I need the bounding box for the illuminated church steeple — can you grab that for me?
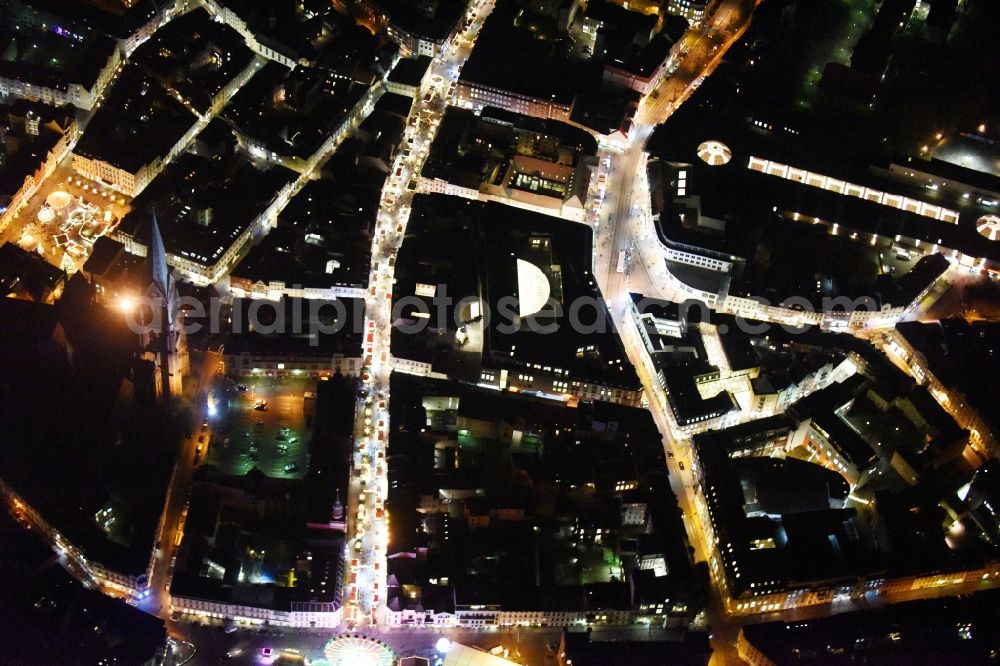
[141,211,188,400]
[150,210,172,311]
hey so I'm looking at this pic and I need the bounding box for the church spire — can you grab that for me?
[149,209,170,299]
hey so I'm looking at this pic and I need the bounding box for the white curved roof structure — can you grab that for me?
[516,258,551,318]
[977,215,1000,241]
[697,140,733,166]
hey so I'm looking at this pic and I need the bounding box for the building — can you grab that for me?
[0,511,169,665]
[0,293,177,599]
[737,590,1000,665]
[557,629,712,666]
[381,0,467,58]
[223,297,365,379]
[665,0,708,24]
[420,107,599,222]
[645,115,958,328]
[139,212,189,400]
[454,2,597,122]
[888,319,1000,459]
[0,242,66,303]
[71,65,197,196]
[385,55,433,97]
[0,6,122,109]
[111,124,298,285]
[689,359,998,616]
[391,195,643,407]
[383,373,707,629]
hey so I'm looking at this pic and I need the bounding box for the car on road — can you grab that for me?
[284,463,298,474]
[254,400,268,411]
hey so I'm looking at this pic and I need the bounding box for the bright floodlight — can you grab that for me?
[322,634,395,666]
[116,294,137,313]
[515,258,551,318]
[977,215,1000,241]
[435,637,452,653]
[697,140,732,166]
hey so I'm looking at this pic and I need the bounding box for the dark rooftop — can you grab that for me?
[742,589,1000,664]
[0,15,118,93]
[74,64,196,173]
[231,172,382,290]
[382,0,467,42]
[0,242,65,301]
[387,54,432,87]
[129,8,256,115]
[225,296,365,360]
[223,59,368,159]
[0,296,176,575]
[460,1,602,106]
[118,134,297,269]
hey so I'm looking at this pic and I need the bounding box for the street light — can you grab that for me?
[115,294,137,313]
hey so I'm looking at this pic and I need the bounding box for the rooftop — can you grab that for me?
[0,241,65,301]
[0,13,117,92]
[382,0,467,42]
[223,59,368,159]
[73,64,196,174]
[742,589,1000,664]
[128,8,256,115]
[393,194,640,391]
[117,131,297,269]
[459,1,602,106]
[386,372,706,617]
[386,54,432,87]
[231,172,382,290]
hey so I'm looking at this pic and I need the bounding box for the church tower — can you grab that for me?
[142,212,189,400]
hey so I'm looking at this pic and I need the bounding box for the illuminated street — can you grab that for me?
[3,1,1000,664]
[343,0,497,627]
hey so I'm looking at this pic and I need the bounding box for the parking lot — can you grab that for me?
[207,376,313,480]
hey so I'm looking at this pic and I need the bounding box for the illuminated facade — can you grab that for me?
[747,156,961,224]
[455,81,573,122]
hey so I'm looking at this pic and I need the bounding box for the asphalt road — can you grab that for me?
[143,350,223,623]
